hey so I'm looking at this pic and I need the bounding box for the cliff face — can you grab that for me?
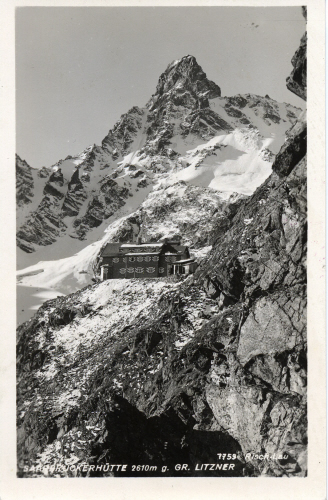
[286,8,307,101]
[17,168,68,253]
[196,124,307,475]
[16,155,35,207]
[193,29,307,474]
[17,33,306,477]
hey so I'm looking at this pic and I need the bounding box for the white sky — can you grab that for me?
[16,6,306,169]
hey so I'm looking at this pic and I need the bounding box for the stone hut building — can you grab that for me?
[99,240,196,280]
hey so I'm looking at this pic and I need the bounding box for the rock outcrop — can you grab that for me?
[71,178,130,239]
[17,168,68,252]
[16,155,36,207]
[286,7,307,100]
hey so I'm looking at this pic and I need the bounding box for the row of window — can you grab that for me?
[119,267,161,274]
[111,255,178,264]
[113,256,160,263]
[119,248,158,254]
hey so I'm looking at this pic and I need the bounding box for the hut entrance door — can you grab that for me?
[107,266,113,279]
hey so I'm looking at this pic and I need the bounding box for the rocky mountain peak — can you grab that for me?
[16,49,301,256]
[147,55,221,110]
[16,155,35,208]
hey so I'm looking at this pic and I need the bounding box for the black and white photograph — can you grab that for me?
[14,3,309,479]
[0,0,322,495]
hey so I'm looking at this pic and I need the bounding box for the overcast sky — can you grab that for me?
[16,7,306,169]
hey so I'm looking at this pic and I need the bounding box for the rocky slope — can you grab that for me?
[17,55,301,260]
[16,155,51,231]
[17,182,245,297]
[17,27,307,478]
[16,154,35,208]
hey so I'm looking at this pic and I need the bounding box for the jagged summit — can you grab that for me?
[147,55,221,110]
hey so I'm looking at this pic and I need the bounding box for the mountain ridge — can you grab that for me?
[17,55,300,263]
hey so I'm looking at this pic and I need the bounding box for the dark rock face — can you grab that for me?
[43,169,65,198]
[17,168,68,250]
[38,166,51,179]
[193,122,307,475]
[272,115,306,177]
[72,178,129,239]
[286,30,307,100]
[182,108,233,137]
[16,155,35,207]
[195,23,306,475]
[102,106,145,157]
[61,169,87,217]
[17,197,67,251]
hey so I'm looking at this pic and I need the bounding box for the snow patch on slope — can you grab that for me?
[169,129,272,196]
[16,216,128,293]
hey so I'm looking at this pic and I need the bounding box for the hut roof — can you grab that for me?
[125,252,161,256]
[101,241,189,257]
[174,258,195,264]
[121,243,164,248]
